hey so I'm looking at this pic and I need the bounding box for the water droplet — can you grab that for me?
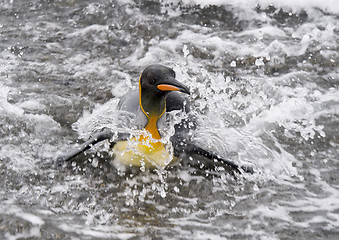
[160,188,166,198]
[183,44,189,58]
[92,158,98,168]
[255,57,265,67]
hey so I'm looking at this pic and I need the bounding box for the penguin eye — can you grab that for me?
[148,77,156,85]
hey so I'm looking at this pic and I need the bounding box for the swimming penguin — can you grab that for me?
[58,65,253,174]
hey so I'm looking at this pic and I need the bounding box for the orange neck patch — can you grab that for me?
[139,75,166,142]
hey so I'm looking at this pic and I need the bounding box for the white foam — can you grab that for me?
[73,98,128,139]
[1,206,45,226]
[182,0,339,14]
[0,84,24,117]
[19,212,45,226]
[59,223,136,239]
[238,26,287,39]
[18,99,45,112]
[0,82,63,171]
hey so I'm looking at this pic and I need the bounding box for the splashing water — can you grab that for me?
[1,0,339,239]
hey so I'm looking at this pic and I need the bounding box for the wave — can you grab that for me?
[182,0,339,14]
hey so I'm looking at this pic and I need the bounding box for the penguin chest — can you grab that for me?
[112,139,176,169]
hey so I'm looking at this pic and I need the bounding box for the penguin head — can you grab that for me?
[138,65,190,139]
[139,64,190,97]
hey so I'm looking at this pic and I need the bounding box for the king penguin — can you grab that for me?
[58,64,253,174]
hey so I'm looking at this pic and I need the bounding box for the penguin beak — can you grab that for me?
[157,78,190,94]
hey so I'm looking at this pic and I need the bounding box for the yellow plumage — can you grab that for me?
[112,135,176,169]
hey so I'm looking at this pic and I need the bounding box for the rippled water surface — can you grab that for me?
[1,0,339,239]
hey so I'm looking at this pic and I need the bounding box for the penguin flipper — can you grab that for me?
[179,144,254,174]
[57,128,117,164]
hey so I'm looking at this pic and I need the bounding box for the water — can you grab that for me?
[1,0,338,239]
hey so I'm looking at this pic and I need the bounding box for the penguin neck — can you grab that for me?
[139,89,166,140]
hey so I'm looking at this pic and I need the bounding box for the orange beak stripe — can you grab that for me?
[157,84,181,92]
